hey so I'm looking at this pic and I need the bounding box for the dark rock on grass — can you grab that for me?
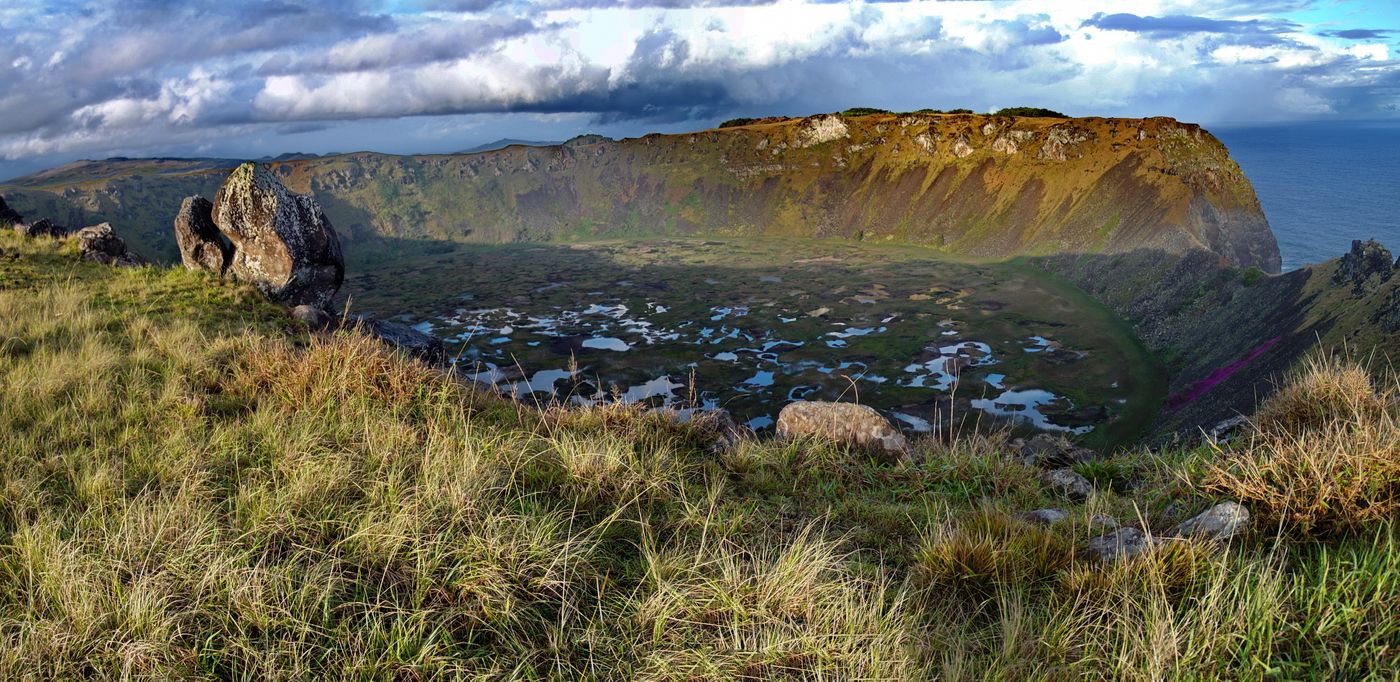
[1205,415,1250,445]
[355,317,445,365]
[0,196,21,226]
[1372,286,1400,333]
[75,223,145,267]
[211,163,344,308]
[1013,433,1096,468]
[1018,508,1068,526]
[291,304,335,332]
[776,400,910,459]
[175,196,231,274]
[1172,501,1249,541]
[1040,467,1093,501]
[701,408,749,455]
[15,218,66,238]
[1087,527,1150,562]
[1333,239,1394,295]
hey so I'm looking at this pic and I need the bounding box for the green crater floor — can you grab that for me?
[345,237,1166,450]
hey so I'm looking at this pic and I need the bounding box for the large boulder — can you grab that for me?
[0,196,21,226]
[74,223,145,266]
[775,401,910,458]
[174,196,231,273]
[210,163,344,307]
[15,218,66,238]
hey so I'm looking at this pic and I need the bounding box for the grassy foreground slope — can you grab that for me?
[1,232,1397,679]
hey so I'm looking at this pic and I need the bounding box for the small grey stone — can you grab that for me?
[291,304,334,332]
[357,317,445,365]
[1040,467,1093,501]
[1087,527,1150,562]
[1089,514,1119,530]
[1173,501,1250,541]
[1018,508,1068,526]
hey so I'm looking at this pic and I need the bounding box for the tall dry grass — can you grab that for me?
[1203,354,1400,536]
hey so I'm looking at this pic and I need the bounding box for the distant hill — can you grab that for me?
[454,138,561,154]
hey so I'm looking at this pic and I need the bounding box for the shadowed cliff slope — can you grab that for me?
[1,112,1279,272]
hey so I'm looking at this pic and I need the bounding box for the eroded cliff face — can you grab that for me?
[0,112,1279,272]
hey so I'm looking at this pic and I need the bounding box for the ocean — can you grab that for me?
[1214,121,1400,271]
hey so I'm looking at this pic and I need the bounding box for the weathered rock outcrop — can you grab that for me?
[776,400,910,458]
[205,163,343,307]
[75,223,145,266]
[1332,239,1395,295]
[174,196,231,273]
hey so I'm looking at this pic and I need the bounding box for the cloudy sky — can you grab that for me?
[1,0,1397,179]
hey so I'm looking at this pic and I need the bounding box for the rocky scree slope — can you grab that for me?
[0,112,1278,272]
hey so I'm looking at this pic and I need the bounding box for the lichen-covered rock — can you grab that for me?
[15,218,66,238]
[1333,239,1394,295]
[358,318,445,365]
[776,401,910,458]
[0,196,22,227]
[74,223,145,266]
[1040,467,1093,501]
[175,196,231,273]
[212,163,344,307]
[1087,527,1150,562]
[1173,501,1249,541]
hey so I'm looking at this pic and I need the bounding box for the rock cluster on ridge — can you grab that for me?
[181,163,344,308]
[75,223,145,267]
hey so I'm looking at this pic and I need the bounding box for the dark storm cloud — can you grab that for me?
[1322,29,1394,40]
[256,16,544,75]
[1082,13,1301,45]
